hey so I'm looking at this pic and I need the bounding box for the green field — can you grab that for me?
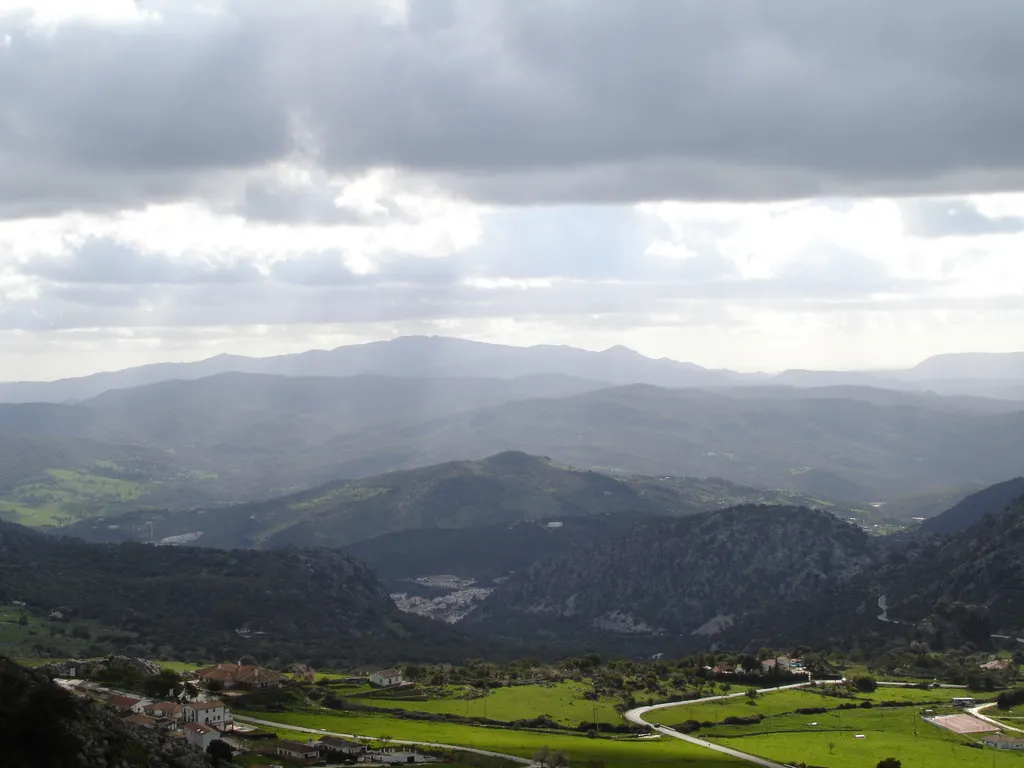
[0,467,148,526]
[378,682,623,726]
[238,710,746,767]
[651,684,1023,768]
[0,606,111,659]
[654,688,831,723]
[702,705,1024,768]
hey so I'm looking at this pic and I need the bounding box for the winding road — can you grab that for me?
[624,679,846,768]
[968,703,1024,734]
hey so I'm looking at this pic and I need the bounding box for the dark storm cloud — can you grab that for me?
[4,0,1024,216]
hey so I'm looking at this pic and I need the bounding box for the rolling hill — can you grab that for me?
[471,505,879,640]
[0,519,465,665]
[3,371,1023,526]
[471,493,1024,654]
[919,477,1024,535]
[62,451,846,549]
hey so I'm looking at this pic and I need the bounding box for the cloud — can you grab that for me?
[4,0,1024,216]
[23,237,261,284]
[900,198,1024,238]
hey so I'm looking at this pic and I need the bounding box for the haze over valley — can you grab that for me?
[4,2,1024,767]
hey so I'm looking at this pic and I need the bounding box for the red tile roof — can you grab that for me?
[106,694,141,710]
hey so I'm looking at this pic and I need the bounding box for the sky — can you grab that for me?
[2,0,1024,380]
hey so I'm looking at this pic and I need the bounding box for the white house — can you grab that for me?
[276,740,319,763]
[183,722,219,750]
[183,699,232,730]
[983,735,1024,750]
[370,668,403,687]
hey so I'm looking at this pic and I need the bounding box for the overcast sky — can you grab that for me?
[2,0,1024,380]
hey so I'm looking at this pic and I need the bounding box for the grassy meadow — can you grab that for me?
[237,710,746,768]
[378,681,623,726]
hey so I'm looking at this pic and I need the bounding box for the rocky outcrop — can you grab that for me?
[472,505,877,637]
[0,656,208,768]
[40,655,163,681]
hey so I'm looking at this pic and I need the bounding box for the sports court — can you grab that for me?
[930,714,1000,734]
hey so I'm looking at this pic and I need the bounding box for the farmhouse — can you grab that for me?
[983,735,1024,750]
[196,662,283,690]
[183,699,232,730]
[320,736,367,757]
[144,701,182,720]
[981,659,1013,671]
[370,668,404,687]
[276,739,319,764]
[122,713,159,729]
[183,722,219,750]
[106,694,149,714]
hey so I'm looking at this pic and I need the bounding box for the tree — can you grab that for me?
[17,614,28,627]
[550,750,570,767]
[206,739,233,765]
[533,746,551,766]
[745,688,759,703]
[206,678,223,692]
[852,675,878,693]
[876,759,901,768]
[827,742,835,755]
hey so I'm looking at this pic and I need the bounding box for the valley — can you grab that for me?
[3,338,1024,768]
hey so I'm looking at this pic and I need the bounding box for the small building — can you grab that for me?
[123,713,159,729]
[370,668,403,687]
[712,663,734,675]
[183,722,219,750]
[983,735,1024,750]
[197,663,240,689]
[952,697,977,708]
[196,662,283,690]
[183,699,232,730]
[106,694,148,714]
[275,739,319,764]
[320,736,367,757]
[981,659,1013,671]
[144,701,183,720]
[234,665,284,690]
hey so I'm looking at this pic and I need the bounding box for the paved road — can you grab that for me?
[624,679,847,768]
[969,703,1024,734]
[234,715,532,764]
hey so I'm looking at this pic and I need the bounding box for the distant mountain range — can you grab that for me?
[2,370,1023,527]
[2,336,1024,403]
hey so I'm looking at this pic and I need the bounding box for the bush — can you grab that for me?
[852,675,878,693]
[998,688,1024,710]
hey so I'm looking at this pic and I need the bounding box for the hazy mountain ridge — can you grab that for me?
[919,477,1024,535]
[4,372,1024,526]
[62,451,849,550]
[3,336,1024,404]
